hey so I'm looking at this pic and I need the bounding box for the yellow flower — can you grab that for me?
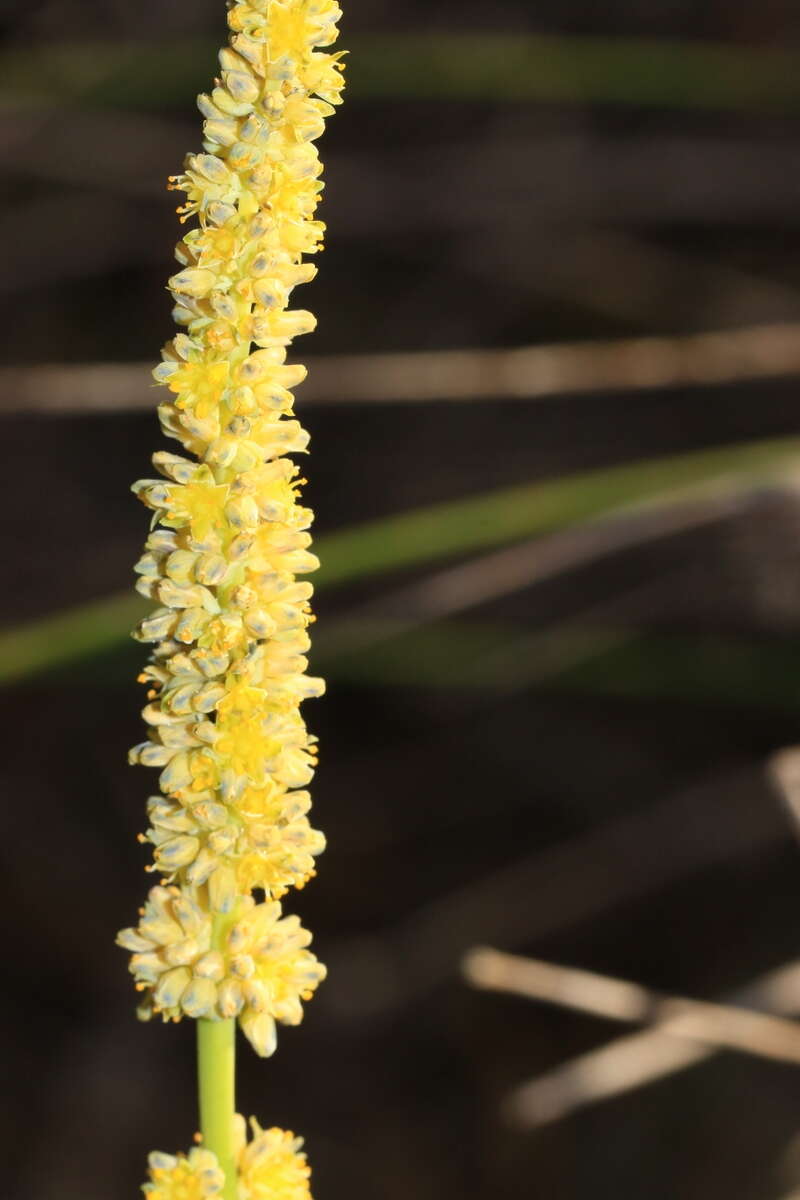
[175,484,231,543]
[144,784,326,900]
[118,888,326,1056]
[214,684,279,773]
[168,361,231,420]
[237,1119,312,1200]
[144,1148,224,1199]
[146,1121,312,1200]
[265,2,320,60]
[229,0,340,60]
[302,51,346,105]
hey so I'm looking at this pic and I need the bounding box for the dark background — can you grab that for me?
[5,2,800,1197]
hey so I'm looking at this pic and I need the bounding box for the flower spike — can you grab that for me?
[118,2,345,1196]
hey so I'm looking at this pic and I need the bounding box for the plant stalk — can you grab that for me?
[197,1017,237,1199]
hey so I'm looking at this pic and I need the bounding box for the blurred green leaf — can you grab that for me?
[0,592,146,684]
[351,33,800,110]
[550,631,800,709]
[322,620,800,712]
[315,436,800,587]
[3,34,800,112]
[1,435,798,685]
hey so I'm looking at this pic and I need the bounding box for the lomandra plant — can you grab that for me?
[115,3,345,1197]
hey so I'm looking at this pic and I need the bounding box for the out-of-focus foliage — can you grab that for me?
[3,435,797,683]
[4,35,800,111]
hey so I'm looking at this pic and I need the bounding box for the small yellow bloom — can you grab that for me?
[168,361,231,420]
[237,1118,312,1200]
[144,1148,224,1199]
[146,1121,312,1200]
[173,480,231,542]
[118,887,326,1056]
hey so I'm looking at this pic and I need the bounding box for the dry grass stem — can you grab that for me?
[464,948,800,1066]
[463,952,800,1126]
[5,321,800,415]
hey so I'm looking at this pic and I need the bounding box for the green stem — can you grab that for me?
[197,1018,237,1200]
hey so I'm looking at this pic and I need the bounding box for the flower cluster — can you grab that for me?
[144,1118,311,1200]
[119,887,325,1056]
[118,0,344,1058]
[119,3,345,1193]
[144,1147,224,1200]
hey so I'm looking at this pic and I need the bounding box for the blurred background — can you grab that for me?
[8,1,800,1197]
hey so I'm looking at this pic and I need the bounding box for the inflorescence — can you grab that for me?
[144,1119,311,1200]
[117,2,344,1195]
